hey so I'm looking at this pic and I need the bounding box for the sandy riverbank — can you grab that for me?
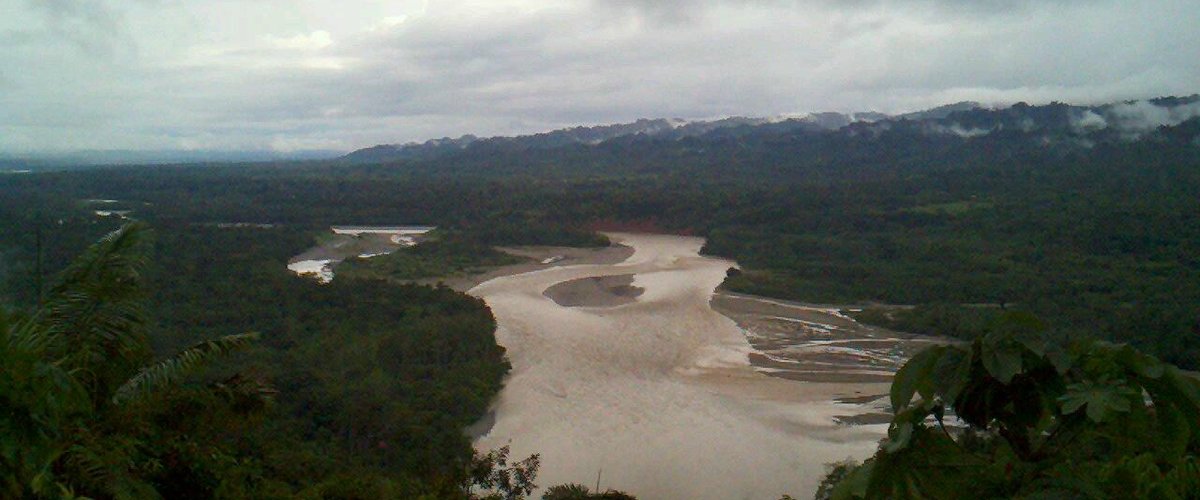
[469,233,908,499]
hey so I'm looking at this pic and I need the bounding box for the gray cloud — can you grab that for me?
[0,0,1196,154]
[1107,100,1200,133]
[597,0,1110,21]
[24,0,135,57]
[0,29,40,46]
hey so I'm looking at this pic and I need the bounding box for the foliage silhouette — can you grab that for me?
[824,314,1200,499]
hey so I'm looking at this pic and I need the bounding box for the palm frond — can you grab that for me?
[35,223,153,400]
[41,222,150,328]
[0,314,88,498]
[3,309,58,356]
[112,332,259,405]
[50,222,149,294]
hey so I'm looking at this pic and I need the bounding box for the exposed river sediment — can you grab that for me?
[470,233,906,499]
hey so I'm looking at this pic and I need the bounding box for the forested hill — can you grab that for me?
[343,95,1200,165]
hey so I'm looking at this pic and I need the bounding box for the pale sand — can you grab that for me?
[470,233,891,500]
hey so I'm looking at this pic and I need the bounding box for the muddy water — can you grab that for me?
[470,233,889,499]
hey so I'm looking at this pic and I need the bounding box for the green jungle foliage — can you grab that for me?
[2,125,1196,368]
[823,314,1200,499]
[1,224,263,498]
[0,106,1196,498]
[0,224,539,498]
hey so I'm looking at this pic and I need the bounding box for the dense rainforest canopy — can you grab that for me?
[1,223,525,498]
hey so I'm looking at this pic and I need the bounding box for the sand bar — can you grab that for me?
[542,274,643,307]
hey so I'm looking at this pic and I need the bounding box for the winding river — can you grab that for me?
[470,233,890,499]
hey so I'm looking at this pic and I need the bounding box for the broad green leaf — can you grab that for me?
[931,347,971,403]
[890,346,942,413]
[1017,336,1047,357]
[981,341,1023,384]
[1058,381,1135,423]
[1045,344,1073,375]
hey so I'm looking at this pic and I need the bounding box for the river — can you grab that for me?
[470,233,891,499]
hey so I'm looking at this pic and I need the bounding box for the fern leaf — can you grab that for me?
[37,223,153,392]
[112,332,259,405]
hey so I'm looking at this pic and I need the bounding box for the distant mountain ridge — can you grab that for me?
[344,95,1200,163]
[344,117,777,163]
[342,112,900,163]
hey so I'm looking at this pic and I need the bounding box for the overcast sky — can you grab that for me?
[1,0,1197,154]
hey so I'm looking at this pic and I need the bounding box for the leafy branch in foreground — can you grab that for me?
[1,223,266,499]
[112,331,259,405]
[542,483,638,499]
[823,313,1200,499]
[468,445,542,500]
